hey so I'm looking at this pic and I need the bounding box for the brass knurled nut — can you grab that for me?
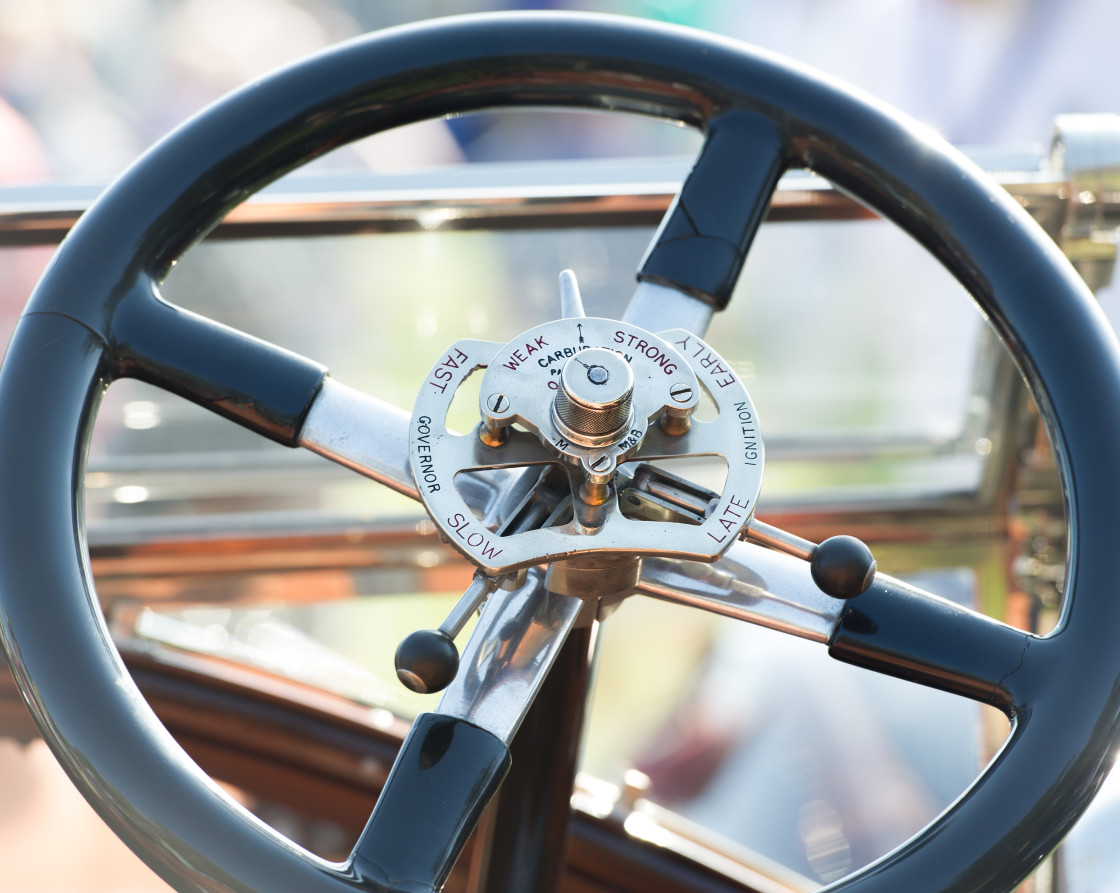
[553,347,634,446]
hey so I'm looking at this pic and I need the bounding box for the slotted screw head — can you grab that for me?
[588,452,612,472]
[669,382,694,403]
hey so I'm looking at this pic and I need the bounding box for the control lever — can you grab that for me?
[559,268,586,319]
[619,463,877,598]
[745,519,876,599]
[395,573,497,693]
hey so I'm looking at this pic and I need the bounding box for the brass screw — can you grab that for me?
[478,422,509,447]
[659,409,691,437]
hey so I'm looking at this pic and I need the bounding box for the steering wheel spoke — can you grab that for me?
[633,109,787,315]
[349,713,511,891]
[827,572,1033,713]
[623,111,787,335]
[114,280,327,446]
[300,375,557,509]
[299,377,419,499]
[640,533,1030,712]
[436,569,585,742]
[641,538,1032,714]
[354,572,585,889]
[638,542,845,643]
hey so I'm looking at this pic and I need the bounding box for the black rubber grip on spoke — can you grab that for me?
[828,581,1031,713]
[110,286,327,447]
[638,109,787,310]
[350,713,511,892]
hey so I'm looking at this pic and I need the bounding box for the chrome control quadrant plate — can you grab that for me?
[409,320,765,574]
[479,318,698,467]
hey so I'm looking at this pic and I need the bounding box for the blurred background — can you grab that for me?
[0,1,1117,891]
[2,0,1119,180]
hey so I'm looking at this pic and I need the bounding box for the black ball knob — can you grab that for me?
[810,535,876,599]
[394,629,460,694]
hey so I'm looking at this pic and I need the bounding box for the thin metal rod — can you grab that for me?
[636,542,843,643]
[0,160,1063,248]
[744,517,816,560]
[440,573,494,639]
[436,570,584,744]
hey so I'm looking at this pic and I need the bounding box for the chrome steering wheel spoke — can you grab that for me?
[436,570,585,744]
[638,538,1033,712]
[300,377,420,499]
[637,542,844,644]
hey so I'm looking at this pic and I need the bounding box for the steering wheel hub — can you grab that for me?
[408,313,765,574]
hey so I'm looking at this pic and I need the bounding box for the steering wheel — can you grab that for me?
[3,11,1120,893]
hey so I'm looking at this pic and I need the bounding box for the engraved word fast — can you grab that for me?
[427,347,470,394]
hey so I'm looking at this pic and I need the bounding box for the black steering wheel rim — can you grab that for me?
[2,11,1120,893]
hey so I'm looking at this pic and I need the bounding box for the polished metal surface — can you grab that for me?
[298,376,418,499]
[553,347,635,446]
[440,573,495,639]
[637,541,843,643]
[744,518,816,561]
[622,280,714,336]
[558,268,587,320]
[410,319,761,572]
[436,570,584,744]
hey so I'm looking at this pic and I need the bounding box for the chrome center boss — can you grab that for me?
[409,277,765,576]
